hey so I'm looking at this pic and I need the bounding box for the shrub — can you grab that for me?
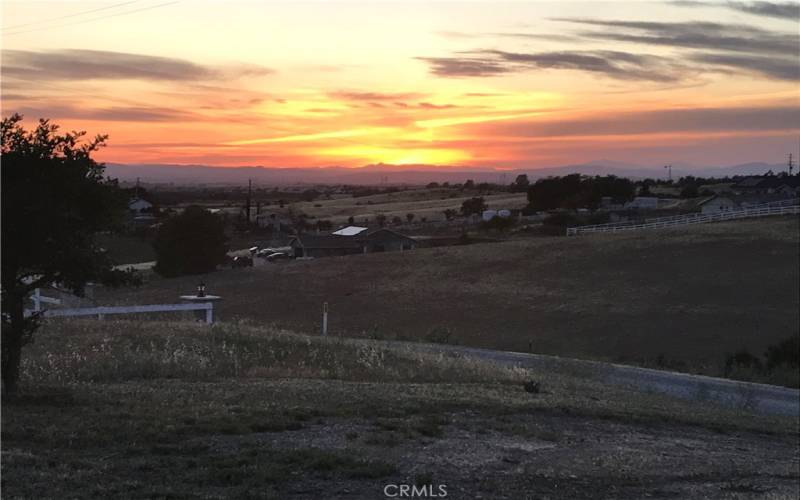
[724,349,763,377]
[764,334,799,371]
[460,197,487,216]
[541,212,581,236]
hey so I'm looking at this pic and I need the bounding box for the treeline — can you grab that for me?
[526,174,636,211]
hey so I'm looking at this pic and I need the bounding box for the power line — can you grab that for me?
[3,1,179,36]
[2,0,142,31]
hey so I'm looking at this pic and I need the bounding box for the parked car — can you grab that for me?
[232,255,253,267]
[266,252,289,262]
[256,248,274,258]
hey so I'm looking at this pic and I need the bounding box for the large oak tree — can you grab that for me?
[1,114,138,394]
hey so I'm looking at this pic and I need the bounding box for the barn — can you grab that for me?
[289,234,365,258]
[289,229,417,258]
[359,228,417,253]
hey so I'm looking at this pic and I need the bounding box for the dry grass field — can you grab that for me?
[3,320,798,499]
[98,217,799,382]
[291,188,528,224]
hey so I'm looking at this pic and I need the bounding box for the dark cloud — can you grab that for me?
[468,105,800,137]
[1,49,272,82]
[422,17,799,82]
[673,1,800,21]
[555,19,798,56]
[418,50,687,82]
[416,56,515,77]
[690,53,800,80]
[16,104,197,122]
[328,90,426,101]
[490,50,686,82]
[729,1,800,20]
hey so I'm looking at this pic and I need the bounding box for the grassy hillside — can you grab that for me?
[98,217,799,379]
[291,188,527,224]
[4,320,797,499]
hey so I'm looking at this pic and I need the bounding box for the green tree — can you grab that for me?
[153,206,228,277]
[1,114,139,393]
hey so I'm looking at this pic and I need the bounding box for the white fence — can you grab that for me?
[567,201,800,236]
[24,302,216,324]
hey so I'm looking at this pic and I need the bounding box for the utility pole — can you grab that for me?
[246,179,252,223]
[788,153,795,176]
[663,165,672,182]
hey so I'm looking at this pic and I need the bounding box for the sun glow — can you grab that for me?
[321,146,471,166]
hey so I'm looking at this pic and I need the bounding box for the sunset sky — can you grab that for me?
[2,1,798,169]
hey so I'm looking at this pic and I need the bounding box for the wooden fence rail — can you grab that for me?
[567,203,799,236]
[24,302,216,324]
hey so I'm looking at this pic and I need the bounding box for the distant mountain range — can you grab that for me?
[105,160,791,186]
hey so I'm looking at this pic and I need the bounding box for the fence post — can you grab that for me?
[205,303,213,324]
[322,302,328,336]
[33,288,41,312]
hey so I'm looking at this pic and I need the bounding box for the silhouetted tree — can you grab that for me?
[510,174,530,192]
[376,214,387,227]
[461,197,487,216]
[463,179,475,189]
[1,114,139,393]
[153,206,228,277]
[406,213,415,223]
[527,174,634,210]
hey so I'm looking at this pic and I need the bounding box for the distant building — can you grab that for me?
[698,196,737,215]
[332,225,368,236]
[481,210,497,221]
[128,197,153,214]
[733,175,800,195]
[289,228,416,258]
[289,234,365,258]
[624,197,660,210]
[698,193,797,214]
[360,228,417,253]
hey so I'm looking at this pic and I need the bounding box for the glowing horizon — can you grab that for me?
[2,1,798,169]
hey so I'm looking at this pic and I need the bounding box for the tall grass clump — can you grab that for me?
[21,320,531,385]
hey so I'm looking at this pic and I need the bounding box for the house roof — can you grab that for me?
[332,225,368,236]
[698,193,794,206]
[734,175,800,189]
[129,197,153,207]
[361,228,417,243]
[291,228,417,249]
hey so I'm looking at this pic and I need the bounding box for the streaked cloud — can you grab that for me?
[328,90,426,102]
[673,1,800,21]
[419,50,687,82]
[1,49,273,82]
[556,19,798,56]
[16,103,197,122]
[466,105,800,137]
